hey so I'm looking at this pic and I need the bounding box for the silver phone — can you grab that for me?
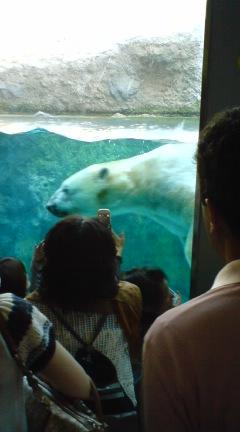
[97,208,111,230]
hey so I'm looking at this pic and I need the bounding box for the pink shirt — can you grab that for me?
[143,260,240,432]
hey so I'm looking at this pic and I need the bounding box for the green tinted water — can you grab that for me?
[0,114,199,301]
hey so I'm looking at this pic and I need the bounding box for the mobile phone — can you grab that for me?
[97,208,111,230]
[169,287,181,306]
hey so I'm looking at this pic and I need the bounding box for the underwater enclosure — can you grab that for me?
[0,115,198,301]
[0,0,206,301]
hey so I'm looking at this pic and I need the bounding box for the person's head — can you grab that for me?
[40,215,118,309]
[123,267,174,317]
[197,107,240,259]
[0,257,28,297]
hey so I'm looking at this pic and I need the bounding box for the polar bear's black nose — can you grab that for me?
[46,202,68,217]
[46,202,57,214]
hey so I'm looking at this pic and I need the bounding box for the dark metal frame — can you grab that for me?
[190,0,240,298]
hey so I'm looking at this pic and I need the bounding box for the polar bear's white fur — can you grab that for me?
[46,143,196,263]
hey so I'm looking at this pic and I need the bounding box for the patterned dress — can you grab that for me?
[0,293,56,432]
[27,282,142,406]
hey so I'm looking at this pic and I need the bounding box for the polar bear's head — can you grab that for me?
[46,160,132,217]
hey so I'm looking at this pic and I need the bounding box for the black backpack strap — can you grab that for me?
[49,308,136,415]
[50,306,107,347]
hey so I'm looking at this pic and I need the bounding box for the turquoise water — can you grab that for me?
[0,114,199,301]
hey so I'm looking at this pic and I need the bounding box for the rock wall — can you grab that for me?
[0,33,203,115]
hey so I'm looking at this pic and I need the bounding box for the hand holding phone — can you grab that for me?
[97,209,111,230]
[112,231,125,257]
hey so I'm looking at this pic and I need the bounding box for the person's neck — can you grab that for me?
[222,235,240,264]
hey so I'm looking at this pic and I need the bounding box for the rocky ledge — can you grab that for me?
[0,33,203,115]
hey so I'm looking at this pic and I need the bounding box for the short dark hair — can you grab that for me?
[123,267,170,337]
[123,267,167,310]
[40,215,118,309]
[0,257,27,298]
[197,106,240,236]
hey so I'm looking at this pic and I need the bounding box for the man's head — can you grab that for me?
[197,107,240,243]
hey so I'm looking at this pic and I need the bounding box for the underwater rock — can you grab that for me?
[47,142,196,264]
[0,34,202,115]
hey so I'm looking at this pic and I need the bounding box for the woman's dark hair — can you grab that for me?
[197,106,240,236]
[0,257,27,298]
[40,215,118,309]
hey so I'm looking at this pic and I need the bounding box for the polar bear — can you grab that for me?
[46,143,196,264]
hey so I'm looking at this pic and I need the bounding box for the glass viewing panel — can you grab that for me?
[0,0,206,301]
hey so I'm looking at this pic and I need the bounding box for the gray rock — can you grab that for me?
[0,33,203,115]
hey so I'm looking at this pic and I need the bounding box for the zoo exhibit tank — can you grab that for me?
[0,114,198,301]
[0,0,206,301]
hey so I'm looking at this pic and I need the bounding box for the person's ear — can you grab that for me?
[203,198,221,235]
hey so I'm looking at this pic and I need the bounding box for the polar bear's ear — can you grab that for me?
[99,167,109,179]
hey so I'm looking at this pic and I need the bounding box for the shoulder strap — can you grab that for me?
[50,307,107,347]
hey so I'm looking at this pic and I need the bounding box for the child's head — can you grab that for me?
[0,257,28,297]
[124,267,175,317]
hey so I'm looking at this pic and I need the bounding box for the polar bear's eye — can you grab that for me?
[62,186,69,194]
[99,167,109,179]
